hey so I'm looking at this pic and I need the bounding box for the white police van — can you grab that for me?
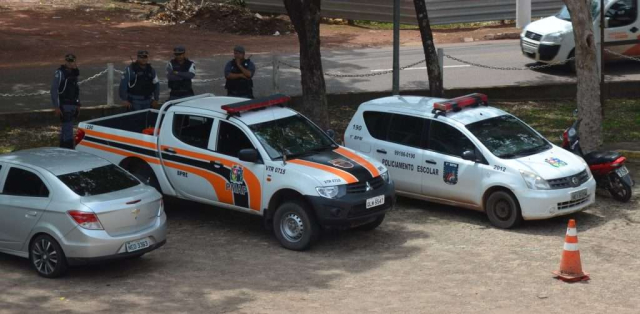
[344,94,596,228]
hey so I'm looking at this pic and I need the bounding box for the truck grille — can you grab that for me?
[548,170,589,190]
[346,176,385,194]
[525,31,542,41]
[558,195,590,210]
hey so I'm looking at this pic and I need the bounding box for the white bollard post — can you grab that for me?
[107,63,114,106]
[272,54,280,93]
[516,0,531,29]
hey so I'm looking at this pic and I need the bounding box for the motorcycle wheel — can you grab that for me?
[607,174,632,203]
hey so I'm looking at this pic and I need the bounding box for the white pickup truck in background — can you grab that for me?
[75,94,395,250]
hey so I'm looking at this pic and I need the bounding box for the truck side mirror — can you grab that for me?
[462,150,477,162]
[325,129,336,140]
[238,148,259,163]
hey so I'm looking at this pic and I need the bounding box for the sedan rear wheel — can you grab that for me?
[30,234,68,278]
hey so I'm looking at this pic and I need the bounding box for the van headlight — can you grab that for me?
[316,185,346,199]
[579,158,593,180]
[542,32,564,45]
[520,170,551,190]
[380,170,390,183]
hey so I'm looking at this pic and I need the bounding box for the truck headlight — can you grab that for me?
[316,185,346,199]
[542,32,563,45]
[380,170,390,183]
[520,170,551,190]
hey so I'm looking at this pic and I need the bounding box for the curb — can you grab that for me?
[617,150,640,161]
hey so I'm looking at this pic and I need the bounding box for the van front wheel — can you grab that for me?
[485,191,522,229]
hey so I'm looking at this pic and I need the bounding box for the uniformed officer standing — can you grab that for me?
[166,45,196,100]
[224,45,255,99]
[50,53,80,149]
[119,50,160,111]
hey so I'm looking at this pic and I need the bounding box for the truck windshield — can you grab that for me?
[466,115,551,159]
[556,0,601,21]
[249,114,335,160]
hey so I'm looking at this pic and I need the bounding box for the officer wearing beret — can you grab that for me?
[50,53,80,149]
[224,45,256,99]
[166,45,196,100]
[119,50,160,111]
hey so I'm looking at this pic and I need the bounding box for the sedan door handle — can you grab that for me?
[164,147,176,154]
[376,149,387,154]
[425,159,437,165]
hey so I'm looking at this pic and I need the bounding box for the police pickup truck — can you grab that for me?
[344,94,596,229]
[75,94,394,250]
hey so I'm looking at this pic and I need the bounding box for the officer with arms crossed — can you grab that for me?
[166,45,196,100]
[50,53,81,149]
[224,45,255,99]
[120,50,160,111]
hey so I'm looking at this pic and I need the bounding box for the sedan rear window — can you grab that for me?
[57,165,140,196]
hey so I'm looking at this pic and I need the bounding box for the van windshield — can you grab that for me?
[556,0,601,21]
[466,115,551,159]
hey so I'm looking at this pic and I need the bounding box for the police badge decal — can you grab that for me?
[328,159,354,169]
[443,162,459,185]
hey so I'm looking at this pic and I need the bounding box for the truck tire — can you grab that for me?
[273,200,320,251]
[354,214,385,231]
[485,191,522,229]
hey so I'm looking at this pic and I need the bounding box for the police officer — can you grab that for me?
[119,50,160,111]
[50,53,80,149]
[166,45,196,100]
[224,45,255,99]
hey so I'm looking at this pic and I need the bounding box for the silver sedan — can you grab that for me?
[0,148,167,278]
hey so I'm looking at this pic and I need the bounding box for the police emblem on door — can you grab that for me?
[230,165,244,184]
[443,162,459,185]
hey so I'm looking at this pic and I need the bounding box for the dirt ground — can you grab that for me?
[0,162,638,313]
[0,0,521,68]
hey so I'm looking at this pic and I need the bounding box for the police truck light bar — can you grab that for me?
[222,94,291,114]
[433,93,489,113]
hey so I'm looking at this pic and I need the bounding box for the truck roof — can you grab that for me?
[362,95,509,126]
[174,95,298,125]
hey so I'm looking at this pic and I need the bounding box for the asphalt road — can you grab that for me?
[3,39,640,113]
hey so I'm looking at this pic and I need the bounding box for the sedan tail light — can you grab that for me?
[68,210,104,230]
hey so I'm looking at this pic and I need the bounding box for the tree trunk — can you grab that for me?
[413,0,444,97]
[283,0,329,130]
[562,0,603,152]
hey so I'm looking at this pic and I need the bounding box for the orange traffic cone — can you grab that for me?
[553,219,590,282]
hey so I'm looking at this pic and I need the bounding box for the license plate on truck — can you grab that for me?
[126,238,150,252]
[366,195,385,209]
[570,189,588,201]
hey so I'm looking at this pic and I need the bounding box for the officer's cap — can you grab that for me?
[173,45,186,54]
[137,50,149,58]
[233,45,245,54]
[65,53,76,62]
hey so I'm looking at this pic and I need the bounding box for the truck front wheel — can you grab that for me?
[273,200,320,251]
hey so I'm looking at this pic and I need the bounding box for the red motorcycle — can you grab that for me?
[562,113,634,202]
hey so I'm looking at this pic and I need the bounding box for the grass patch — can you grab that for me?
[351,20,418,30]
[0,126,59,154]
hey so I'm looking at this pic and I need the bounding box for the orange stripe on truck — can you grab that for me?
[160,145,261,211]
[162,160,234,205]
[288,159,359,184]
[82,128,157,150]
[334,147,380,178]
[78,141,160,165]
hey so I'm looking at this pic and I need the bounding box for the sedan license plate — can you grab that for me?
[570,188,588,201]
[366,195,385,209]
[126,238,150,253]
[616,166,629,177]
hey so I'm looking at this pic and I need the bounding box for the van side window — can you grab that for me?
[428,121,475,158]
[172,114,214,149]
[363,111,392,140]
[387,114,425,148]
[3,168,49,197]
[217,121,255,158]
[607,0,637,27]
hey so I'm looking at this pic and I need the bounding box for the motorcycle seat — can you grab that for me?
[583,151,622,165]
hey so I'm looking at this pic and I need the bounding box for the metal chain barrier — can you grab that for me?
[444,54,575,70]
[604,48,640,62]
[0,68,109,97]
[77,68,108,86]
[279,59,428,78]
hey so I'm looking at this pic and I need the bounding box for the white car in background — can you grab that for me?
[0,148,166,278]
[344,94,596,228]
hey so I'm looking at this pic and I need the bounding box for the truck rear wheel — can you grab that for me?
[273,200,319,251]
